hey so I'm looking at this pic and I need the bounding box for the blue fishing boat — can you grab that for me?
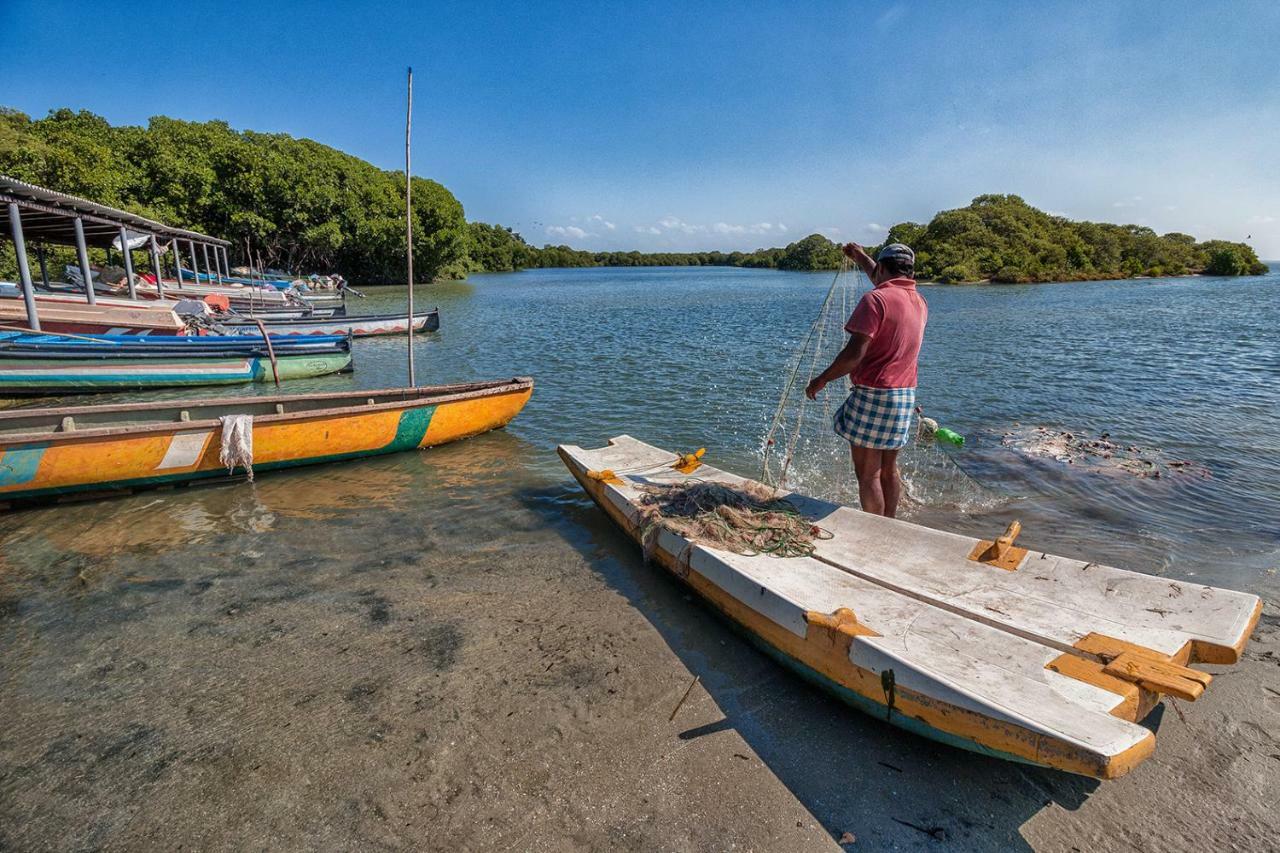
[0,332,352,394]
[0,331,349,355]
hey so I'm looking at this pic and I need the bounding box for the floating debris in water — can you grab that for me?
[1000,426,1210,479]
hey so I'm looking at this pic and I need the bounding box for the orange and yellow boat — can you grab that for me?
[0,377,532,505]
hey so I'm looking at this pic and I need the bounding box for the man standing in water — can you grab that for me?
[805,242,927,517]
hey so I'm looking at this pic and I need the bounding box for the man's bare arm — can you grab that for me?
[842,242,877,278]
[805,333,870,399]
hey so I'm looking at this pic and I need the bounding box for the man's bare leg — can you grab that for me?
[850,445,885,515]
[878,448,902,518]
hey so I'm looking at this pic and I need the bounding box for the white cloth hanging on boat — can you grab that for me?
[219,415,255,481]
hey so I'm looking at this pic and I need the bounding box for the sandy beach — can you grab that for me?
[2,464,1276,852]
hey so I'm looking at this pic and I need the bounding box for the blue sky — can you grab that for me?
[3,1,1278,255]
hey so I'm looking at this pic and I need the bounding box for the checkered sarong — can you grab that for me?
[833,385,916,450]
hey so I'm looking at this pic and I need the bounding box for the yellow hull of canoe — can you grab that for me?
[0,382,532,502]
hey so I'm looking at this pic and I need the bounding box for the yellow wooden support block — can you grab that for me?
[967,520,1028,570]
[806,607,880,639]
[1045,652,1145,720]
[1074,632,1192,666]
[1102,652,1211,702]
[673,448,706,474]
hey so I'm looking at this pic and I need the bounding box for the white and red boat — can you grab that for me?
[216,309,439,337]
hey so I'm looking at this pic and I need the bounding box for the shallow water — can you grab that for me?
[2,265,1279,848]
[1,266,1278,595]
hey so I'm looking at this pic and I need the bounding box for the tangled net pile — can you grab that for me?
[636,479,831,559]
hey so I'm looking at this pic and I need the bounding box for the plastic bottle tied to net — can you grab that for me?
[934,427,965,447]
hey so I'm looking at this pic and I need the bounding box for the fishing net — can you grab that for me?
[759,260,862,502]
[636,479,832,559]
[757,262,999,512]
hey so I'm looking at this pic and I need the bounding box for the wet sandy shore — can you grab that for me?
[2,462,1278,851]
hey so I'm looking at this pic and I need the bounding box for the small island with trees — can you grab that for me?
[1,108,1268,284]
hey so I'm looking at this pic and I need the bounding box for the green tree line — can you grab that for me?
[469,197,1267,281]
[1,109,1267,283]
[1,107,467,283]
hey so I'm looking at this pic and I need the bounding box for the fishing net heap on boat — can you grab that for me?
[636,479,831,558]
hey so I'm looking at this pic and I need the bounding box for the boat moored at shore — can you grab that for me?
[0,377,533,504]
[0,333,353,394]
[558,435,1262,779]
[217,308,439,337]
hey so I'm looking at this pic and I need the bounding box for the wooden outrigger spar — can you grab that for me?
[558,435,1262,779]
[0,377,533,505]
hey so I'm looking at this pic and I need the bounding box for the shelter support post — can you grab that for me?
[187,239,199,284]
[7,202,41,331]
[172,240,183,285]
[36,244,49,287]
[73,217,97,305]
[204,243,221,284]
[119,226,138,300]
[150,236,166,299]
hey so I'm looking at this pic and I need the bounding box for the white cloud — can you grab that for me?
[588,214,616,230]
[819,226,842,237]
[634,225,661,235]
[1112,195,1144,209]
[655,216,706,235]
[546,225,589,240]
[710,221,782,235]
[1247,214,1276,224]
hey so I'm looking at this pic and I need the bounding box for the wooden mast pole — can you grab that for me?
[405,66,416,387]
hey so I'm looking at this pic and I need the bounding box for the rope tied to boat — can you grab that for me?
[218,414,255,481]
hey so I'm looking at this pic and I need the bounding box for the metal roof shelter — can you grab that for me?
[2,175,234,328]
[0,176,230,249]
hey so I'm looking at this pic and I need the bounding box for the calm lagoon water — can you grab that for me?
[1,265,1278,595]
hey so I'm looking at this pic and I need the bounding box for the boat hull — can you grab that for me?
[559,449,1101,775]
[0,294,186,335]
[0,331,350,355]
[0,378,532,502]
[558,436,1260,779]
[0,351,352,394]
[219,310,438,337]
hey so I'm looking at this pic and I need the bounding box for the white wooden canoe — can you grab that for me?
[557,436,1262,779]
[0,291,186,335]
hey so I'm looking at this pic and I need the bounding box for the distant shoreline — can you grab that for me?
[391,267,1276,288]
